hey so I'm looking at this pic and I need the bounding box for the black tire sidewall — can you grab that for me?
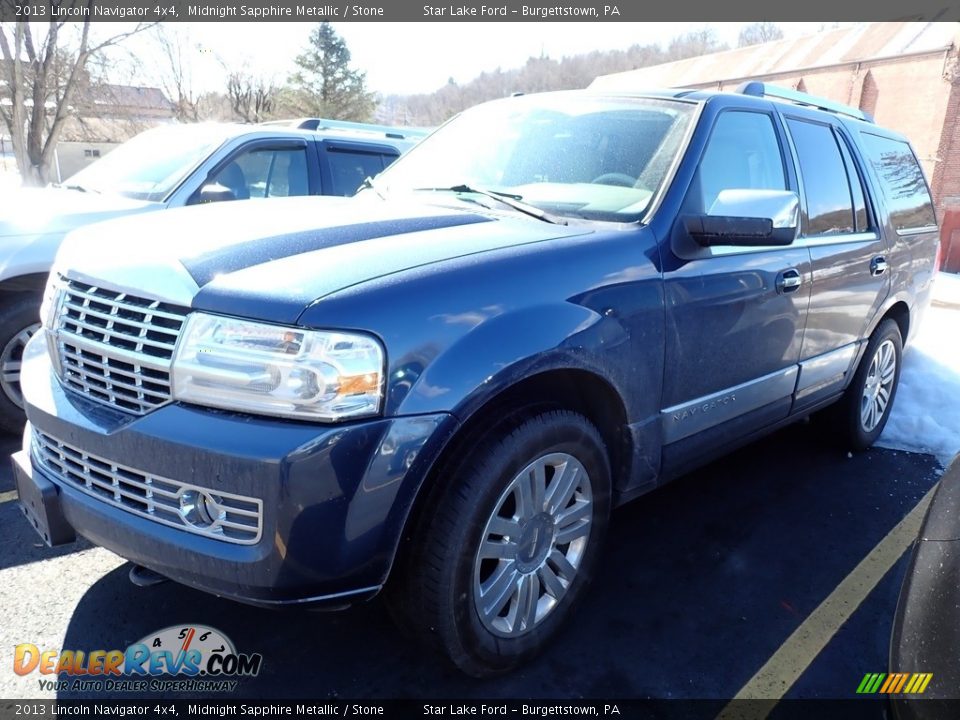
[437,411,612,675]
[0,294,41,434]
[844,319,903,451]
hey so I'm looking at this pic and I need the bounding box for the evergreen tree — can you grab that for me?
[284,23,375,121]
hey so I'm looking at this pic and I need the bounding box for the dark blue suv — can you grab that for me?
[13,83,940,676]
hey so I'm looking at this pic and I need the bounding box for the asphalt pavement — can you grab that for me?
[0,421,943,704]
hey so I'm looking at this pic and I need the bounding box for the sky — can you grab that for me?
[122,21,839,97]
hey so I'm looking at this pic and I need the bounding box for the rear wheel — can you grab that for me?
[830,319,903,451]
[390,410,611,676]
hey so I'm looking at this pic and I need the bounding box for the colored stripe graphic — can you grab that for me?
[879,674,897,693]
[893,674,910,693]
[856,672,933,694]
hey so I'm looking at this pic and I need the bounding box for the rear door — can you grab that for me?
[781,112,890,412]
[318,140,400,196]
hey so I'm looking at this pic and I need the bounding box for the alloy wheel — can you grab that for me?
[0,322,40,410]
[473,452,593,638]
[860,338,897,433]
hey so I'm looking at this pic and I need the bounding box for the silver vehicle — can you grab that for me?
[0,121,418,430]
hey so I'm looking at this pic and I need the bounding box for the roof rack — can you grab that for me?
[261,117,431,140]
[735,81,874,123]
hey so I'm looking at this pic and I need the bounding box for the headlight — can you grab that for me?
[39,274,63,330]
[39,275,64,376]
[172,313,385,422]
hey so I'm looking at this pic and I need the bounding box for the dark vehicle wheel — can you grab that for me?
[0,295,41,434]
[831,318,903,451]
[391,410,612,677]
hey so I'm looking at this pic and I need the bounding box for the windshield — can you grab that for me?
[66,125,228,202]
[375,94,697,222]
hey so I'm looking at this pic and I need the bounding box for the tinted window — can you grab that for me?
[861,134,936,231]
[694,111,786,214]
[836,134,869,232]
[382,152,400,170]
[787,119,855,235]
[328,150,384,196]
[209,147,309,200]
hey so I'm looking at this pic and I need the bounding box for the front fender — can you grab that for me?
[0,232,62,284]
[395,301,619,418]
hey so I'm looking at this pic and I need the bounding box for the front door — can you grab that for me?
[660,107,810,471]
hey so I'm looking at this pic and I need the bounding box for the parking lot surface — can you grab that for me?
[0,420,942,705]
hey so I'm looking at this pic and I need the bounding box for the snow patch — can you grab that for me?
[0,165,21,191]
[877,272,960,466]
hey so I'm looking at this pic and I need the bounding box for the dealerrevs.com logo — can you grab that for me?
[14,625,263,693]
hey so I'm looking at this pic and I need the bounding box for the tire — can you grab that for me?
[0,295,42,434]
[389,409,612,677]
[830,319,903,451]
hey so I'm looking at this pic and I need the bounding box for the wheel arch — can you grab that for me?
[0,273,48,298]
[384,367,631,586]
[879,300,910,346]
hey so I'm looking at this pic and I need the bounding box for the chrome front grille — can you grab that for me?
[33,431,263,545]
[55,279,189,415]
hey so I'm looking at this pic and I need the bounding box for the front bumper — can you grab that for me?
[18,331,457,608]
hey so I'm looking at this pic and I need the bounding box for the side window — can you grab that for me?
[860,133,937,232]
[786,119,855,236]
[208,146,309,201]
[327,149,385,196]
[835,134,869,232]
[693,111,786,213]
[381,152,400,170]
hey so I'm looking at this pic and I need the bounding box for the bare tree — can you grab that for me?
[738,23,785,48]
[154,26,200,123]
[0,7,155,185]
[666,29,729,61]
[226,69,277,124]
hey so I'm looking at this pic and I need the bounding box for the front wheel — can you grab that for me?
[831,319,903,451]
[0,295,42,434]
[391,410,612,676]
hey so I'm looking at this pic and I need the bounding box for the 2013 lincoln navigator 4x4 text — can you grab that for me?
[13,83,940,676]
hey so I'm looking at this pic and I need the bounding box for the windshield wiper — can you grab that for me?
[52,182,98,194]
[358,176,386,200]
[414,184,567,225]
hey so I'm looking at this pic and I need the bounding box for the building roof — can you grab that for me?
[80,84,174,112]
[592,22,959,91]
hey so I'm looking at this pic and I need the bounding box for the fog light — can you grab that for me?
[179,489,225,529]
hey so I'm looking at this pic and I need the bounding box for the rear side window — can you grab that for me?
[786,119,855,236]
[327,149,385,196]
[860,134,936,232]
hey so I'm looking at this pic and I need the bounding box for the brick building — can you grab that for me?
[592,22,960,272]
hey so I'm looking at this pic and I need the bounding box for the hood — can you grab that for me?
[56,195,591,324]
[0,187,159,239]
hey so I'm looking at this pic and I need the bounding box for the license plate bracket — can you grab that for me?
[11,449,75,547]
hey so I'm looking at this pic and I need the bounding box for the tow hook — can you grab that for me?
[128,564,170,588]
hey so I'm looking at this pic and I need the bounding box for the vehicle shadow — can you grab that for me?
[55,422,941,700]
[0,432,94,570]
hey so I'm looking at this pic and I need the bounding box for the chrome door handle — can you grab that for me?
[776,268,802,294]
[871,256,888,276]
